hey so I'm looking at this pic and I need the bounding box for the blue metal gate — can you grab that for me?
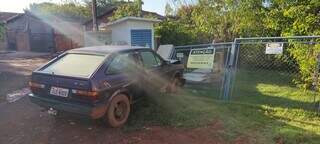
[131,29,152,48]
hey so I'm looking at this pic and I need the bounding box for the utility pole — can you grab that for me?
[92,0,98,31]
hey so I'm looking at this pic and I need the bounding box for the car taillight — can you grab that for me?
[71,89,99,97]
[29,82,45,90]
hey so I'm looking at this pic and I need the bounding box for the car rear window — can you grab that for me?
[42,53,105,78]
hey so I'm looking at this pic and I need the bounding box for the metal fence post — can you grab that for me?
[223,40,238,100]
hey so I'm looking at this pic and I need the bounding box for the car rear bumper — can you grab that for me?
[28,93,107,119]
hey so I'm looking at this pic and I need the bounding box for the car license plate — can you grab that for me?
[50,87,69,97]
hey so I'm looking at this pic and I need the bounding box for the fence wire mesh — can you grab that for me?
[171,43,232,99]
[231,38,320,113]
[170,36,320,113]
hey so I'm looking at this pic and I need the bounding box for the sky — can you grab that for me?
[0,0,171,15]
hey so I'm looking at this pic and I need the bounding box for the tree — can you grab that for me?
[29,2,91,20]
[165,3,174,16]
[230,0,271,37]
[158,0,271,44]
[157,0,320,89]
[109,0,144,21]
[83,0,125,16]
[265,0,320,36]
[265,0,320,89]
[29,0,126,19]
[191,0,272,42]
[155,19,197,45]
[109,3,139,21]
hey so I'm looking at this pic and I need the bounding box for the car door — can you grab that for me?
[139,50,169,90]
[105,51,144,101]
[105,53,132,90]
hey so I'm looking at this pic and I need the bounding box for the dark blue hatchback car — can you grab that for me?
[29,46,184,127]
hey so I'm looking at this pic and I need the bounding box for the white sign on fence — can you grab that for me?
[265,42,283,54]
[176,53,184,58]
[187,48,215,69]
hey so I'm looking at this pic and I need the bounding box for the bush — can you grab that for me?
[289,43,320,89]
[155,19,198,46]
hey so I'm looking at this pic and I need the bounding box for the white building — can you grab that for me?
[84,17,161,49]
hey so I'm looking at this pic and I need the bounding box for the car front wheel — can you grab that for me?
[105,94,130,128]
[166,76,184,93]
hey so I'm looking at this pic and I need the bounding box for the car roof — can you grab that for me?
[68,45,149,55]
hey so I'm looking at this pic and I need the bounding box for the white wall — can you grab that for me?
[110,21,130,45]
[84,31,112,46]
[110,19,155,49]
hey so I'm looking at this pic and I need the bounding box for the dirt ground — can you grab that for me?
[0,52,243,144]
[0,52,49,75]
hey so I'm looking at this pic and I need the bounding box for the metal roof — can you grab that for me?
[0,12,21,23]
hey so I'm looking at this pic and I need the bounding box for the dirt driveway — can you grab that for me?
[0,52,49,75]
[0,52,234,144]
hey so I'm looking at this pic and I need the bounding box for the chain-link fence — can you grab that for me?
[171,43,232,99]
[229,36,320,112]
[170,36,320,112]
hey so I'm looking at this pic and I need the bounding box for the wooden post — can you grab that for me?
[92,0,98,31]
[25,11,32,51]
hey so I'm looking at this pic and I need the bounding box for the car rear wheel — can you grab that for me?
[105,94,130,128]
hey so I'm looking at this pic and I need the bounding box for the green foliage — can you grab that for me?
[159,0,319,43]
[191,0,234,42]
[265,0,320,36]
[109,3,140,21]
[289,44,320,89]
[155,19,198,45]
[155,4,212,45]
[157,0,320,89]
[157,0,272,44]
[109,0,143,21]
[164,2,174,16]
[83,0,125,16]
[264,0,320,89]
[29,2,90,20]
[30,0,126,20]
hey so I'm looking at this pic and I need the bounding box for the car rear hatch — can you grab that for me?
[30,72,96,104]
[30,53,107,104]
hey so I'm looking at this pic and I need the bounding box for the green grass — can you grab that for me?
[124,69,320,144]
[231,70,320,143]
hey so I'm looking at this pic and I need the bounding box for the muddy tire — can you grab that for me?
[105,94,130,128]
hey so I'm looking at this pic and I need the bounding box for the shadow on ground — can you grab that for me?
[0,72,30,103]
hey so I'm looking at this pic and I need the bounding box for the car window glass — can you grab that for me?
[140,51,159,69]
[106,54,131,74]
[42,54,105,78]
